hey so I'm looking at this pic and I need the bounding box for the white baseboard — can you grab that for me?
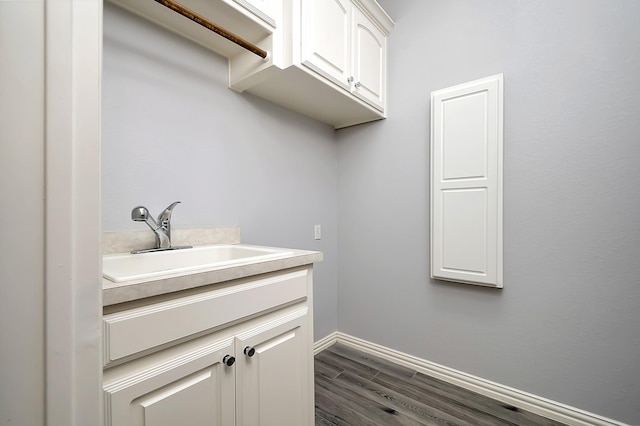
[314,332,627,426]
[313,331,338,355]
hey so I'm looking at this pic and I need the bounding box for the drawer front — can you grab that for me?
[103,269,308,366]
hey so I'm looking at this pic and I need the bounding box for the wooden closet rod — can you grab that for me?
[154,0,269,59]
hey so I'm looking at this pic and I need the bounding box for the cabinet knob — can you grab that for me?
[354,82,362,88]
[223,355,236,367]
[243,346,256,357]
[347,76,354,84]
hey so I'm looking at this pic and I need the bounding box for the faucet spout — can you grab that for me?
[131,206,159,230]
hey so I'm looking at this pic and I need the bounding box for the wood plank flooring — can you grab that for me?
[314,344,567,426]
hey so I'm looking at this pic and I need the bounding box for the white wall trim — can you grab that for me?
[45,0,103,424]
[314,332,627,426]
[313,331,339,355]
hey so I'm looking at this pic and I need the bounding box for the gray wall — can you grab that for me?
[0,2,45,425]
[337,0,640,423]
[102,3,338,339]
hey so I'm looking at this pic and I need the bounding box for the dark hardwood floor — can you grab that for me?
[314,344,567,426]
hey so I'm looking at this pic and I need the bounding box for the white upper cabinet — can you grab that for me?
[301,0,352,91]
[301,0,386,112]
[230,0,394,128]
[107,0,393,128]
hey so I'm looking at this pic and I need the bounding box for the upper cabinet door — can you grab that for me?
[431,74,504,287]
[301,0,352,90]
[351,6,385,111]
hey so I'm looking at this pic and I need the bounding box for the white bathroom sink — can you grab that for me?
[103,244,293,283]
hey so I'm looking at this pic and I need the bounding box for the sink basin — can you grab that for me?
[103,244,293,283]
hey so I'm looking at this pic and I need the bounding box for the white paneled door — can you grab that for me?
[430,74,503,287]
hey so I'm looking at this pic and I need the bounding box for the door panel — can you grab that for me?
[134,368,217,426]
[236,308,311,426]
[431,74,503,287]
[351,6,385,110]
[301,0,351,90]
[104,338,235,426]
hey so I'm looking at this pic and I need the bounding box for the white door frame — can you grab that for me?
[45,0,103,424]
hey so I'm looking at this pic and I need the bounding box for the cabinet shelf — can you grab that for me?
[107,0,275,58]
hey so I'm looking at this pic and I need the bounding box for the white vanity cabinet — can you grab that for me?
[102,266,314,426]
[301,0,387,111]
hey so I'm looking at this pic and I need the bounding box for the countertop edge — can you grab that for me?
[102,247,322,307]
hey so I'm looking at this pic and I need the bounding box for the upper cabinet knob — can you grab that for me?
[354,82,362,88]
[244,346,256,357]
[223,355,236,367]
[347,76,354,84]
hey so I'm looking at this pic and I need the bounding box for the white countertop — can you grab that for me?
[102,247,322,306]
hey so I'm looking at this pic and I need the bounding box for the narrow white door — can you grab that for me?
[103,338,236,426]
[301,0,351,90]
[430,74,503,287]
[351,6,385,111]
[235,308,312,426]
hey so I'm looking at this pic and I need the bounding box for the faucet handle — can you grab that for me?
[158,201,181,220]
[157,201,181,235]
[164,201,181,212]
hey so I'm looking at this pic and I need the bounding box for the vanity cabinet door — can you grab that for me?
[351,5,386,111]
[235,308,313,426]
[103,337,236,426]
[301,0,352,91]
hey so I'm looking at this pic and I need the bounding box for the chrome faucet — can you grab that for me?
[130,201,191,253]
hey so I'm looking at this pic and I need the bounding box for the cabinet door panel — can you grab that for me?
[351,6,385,110]
[302,0,351,90]
[135,369,216,426]
[430,74,503,287]
[236,308,312,426]
[104,338,235,426]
